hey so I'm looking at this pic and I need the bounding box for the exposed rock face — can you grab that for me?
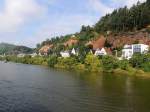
[86,35,106,49]
[39,45,53,54]
[107,32,150,49]
[64,38,79,47]
[86,31,150,52]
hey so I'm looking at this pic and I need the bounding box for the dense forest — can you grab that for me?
[95,0,150,33]
[38,0,150,49]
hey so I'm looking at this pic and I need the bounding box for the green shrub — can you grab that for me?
[142,62,150,72]
[47,56,58,67]
[84,53,101,72]
[55,57,78,69]
[102,55,119,71]
[118,60,129,70]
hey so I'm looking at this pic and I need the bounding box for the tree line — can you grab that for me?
[94,0,150,33]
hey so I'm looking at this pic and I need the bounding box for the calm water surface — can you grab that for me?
[0,62,150,112]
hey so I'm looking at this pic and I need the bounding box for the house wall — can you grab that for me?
[122,44,149,60]
[60,52,70,58]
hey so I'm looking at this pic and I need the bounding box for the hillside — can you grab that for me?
[37,0,150,54]
[0,43,34,55]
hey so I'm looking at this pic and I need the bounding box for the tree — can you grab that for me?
[146,0,150,5]
[84,53,101,72]
[55,57,78,69]
[118,60,129,70]
[102,56,118,71]
[129,53,147,68]
[47,56,58,67]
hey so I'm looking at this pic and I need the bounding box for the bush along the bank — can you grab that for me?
[47,56,58,67]
[0,55,48,66]
[84,53,102,72]
[130,53,150,72]
[101,55,119,72]
[1,53,150,73]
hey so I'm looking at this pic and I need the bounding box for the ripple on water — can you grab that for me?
[0,63,150,112]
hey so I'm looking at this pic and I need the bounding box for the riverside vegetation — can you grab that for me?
[0,0,150,76]
[0,53,150,76]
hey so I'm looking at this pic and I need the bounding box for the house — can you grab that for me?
[30,53,37,57]
[94,48,107,56]
[17,53,26,58]
[122,45,133,60]
[71,48,77,55]
[122,44,149,60]
[60,51,70,58]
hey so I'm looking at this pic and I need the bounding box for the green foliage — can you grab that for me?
[142,62,150,72]
[129,53,145,68]
[84,53,101,72]
[0,55,48,66]
[0,43,16,54]
[0,43,33,55]
[94,1,150,33]
[37,0,150,60]
[79,25,97,41]
[102,55,118,71]
[130,53,150,72]
[55,57,78,70]
[118,60,130,70]
[75,63,86,70]
[47,56,58,67]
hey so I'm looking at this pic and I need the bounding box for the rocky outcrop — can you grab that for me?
[86,35,106,49]
[107,31,150,49]
[39,45,53,54]
[64,38,79,47]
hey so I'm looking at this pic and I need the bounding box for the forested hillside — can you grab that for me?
[0,43,16,54]
[0,43,34,55]
[37,0,150,54]
[94,0,150,33]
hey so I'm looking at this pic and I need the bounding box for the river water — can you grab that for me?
[0,62,150,112]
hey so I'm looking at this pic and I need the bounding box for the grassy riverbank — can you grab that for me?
[0,53,150,77]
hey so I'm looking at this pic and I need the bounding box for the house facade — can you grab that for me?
[60,51,70,58]
[94,48,107,56]
[30,53,37,57]
[71,48,76,55]
[60,48,78,58]
[122,44,149,59]
[17,53,26,58]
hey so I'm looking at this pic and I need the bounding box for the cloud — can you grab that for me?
[0,0,147,47]
[24,0,148,47]
[88,0,113,15]
[124,0,146,8]
[25,14,96,47]
[88,0,146,15]
[0,0,46,32]
[110,0,146,8]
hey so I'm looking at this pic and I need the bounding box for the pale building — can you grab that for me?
[60,51,70,58]
[122,44,149,60]
[94,48,107,56]
[30,53,37,57]
[17,53,26,58]
[71,48,77,55]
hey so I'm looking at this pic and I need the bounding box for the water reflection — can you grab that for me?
[0,62,150,112]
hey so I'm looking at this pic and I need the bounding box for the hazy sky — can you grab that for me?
[0,0,146,47]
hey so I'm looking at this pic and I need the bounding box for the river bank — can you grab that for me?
[0,54,150,78]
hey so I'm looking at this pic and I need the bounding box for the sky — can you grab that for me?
[0,0,146,47]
